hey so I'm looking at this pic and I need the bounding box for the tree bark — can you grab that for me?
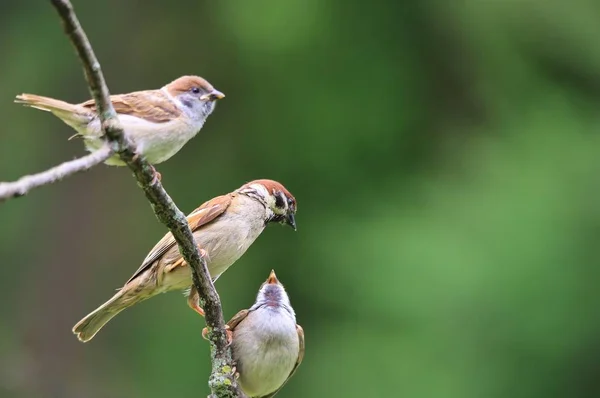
[17,1,242,396]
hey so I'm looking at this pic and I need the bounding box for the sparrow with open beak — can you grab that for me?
[204,270,304,398]
[72,179,296,342]
[15,75,224,166]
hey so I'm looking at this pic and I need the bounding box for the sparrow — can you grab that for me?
[72,179,297,342]
[203,270,304,398]
[15,75,224,165]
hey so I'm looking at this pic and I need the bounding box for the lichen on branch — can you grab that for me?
[42,0,242,396]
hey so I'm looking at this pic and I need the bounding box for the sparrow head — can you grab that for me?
[238,179,297,230]
[251,270,295,317]
[165,75,225,120]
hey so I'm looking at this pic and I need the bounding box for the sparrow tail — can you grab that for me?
[15,93,91,126]
[72,289,129,342]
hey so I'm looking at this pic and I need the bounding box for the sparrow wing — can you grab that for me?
[262,324,305,398]
[124,194,233,284]
[80,90,181,123]
[296,324,305,368]
[226,309,250,331]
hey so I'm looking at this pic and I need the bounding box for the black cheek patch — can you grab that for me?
[274,192,285,208]
[181,99,193,108]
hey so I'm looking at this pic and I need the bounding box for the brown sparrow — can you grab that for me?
[203,270,304,398]
[15,75,224,165]
[72,179,297,342]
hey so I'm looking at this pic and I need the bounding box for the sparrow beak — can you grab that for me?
[285,213,297,231]
[267,270,279,284]
[200,90,225,101]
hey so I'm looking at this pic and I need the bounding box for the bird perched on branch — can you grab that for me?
[15,75,224,167]
[72,179,297,342]
[204,270,304,398]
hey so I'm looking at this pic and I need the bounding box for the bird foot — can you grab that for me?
[150,165,162,185]
[200,326,233,346]
[190,302,205,317]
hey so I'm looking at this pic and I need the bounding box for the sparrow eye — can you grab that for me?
[191,87,200,94]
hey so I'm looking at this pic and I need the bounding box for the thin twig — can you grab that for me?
[49,1,241,396]
[0,144,112,202]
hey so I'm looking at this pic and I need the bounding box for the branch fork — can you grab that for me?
[0,1,242,396]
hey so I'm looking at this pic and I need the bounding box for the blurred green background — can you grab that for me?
[1,0,600,397]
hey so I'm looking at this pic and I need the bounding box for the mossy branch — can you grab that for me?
[46,0,242,396]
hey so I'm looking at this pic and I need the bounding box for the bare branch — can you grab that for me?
[49,1,241,396]
[0,144,112,202]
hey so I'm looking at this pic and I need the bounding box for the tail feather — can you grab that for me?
[15,93,91,126]
[72,290,128,342]
[15,93,77,113]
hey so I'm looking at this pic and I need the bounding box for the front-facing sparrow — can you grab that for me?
[72,179,297,342]
[203,270,304,398]
[15,75,224,165]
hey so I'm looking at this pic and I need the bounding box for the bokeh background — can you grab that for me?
[1,1,600,397]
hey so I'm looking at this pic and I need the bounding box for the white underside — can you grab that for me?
[78,113,205,165]
[233,307,299,397]
[156,196,268,292]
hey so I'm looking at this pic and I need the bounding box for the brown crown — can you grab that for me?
[244,179,296,207]
[165,75,215,96]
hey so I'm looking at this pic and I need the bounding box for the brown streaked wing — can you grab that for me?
[124,194,233,284]
[262,324,305,398]
[187,194,234,230]
[80,90,181,123]
[226,309,250,331]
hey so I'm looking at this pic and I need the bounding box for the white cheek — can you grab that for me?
[204,101,216,115]
[248,185,275,210]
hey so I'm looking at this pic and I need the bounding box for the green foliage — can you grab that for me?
[1,1,599,397]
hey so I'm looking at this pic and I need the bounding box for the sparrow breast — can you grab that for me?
[232,308,300,397]
[160,194,269,290]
